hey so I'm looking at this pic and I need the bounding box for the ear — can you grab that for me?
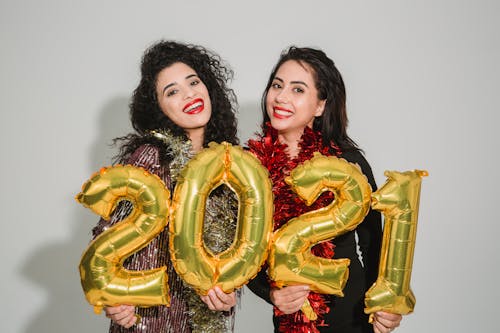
[315,99,326,117]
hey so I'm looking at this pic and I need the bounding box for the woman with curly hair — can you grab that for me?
[247,46,402,333]
[91,40,240,333]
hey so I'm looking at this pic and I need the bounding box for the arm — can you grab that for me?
[246,268,273,304]
[341,150,382,287]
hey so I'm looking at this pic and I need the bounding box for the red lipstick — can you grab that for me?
[272,106,293,119]
[183,98,204,114]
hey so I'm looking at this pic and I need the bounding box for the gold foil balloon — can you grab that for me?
[76,165,171,314]
[170,142,274,295]
[268,153,372,318]
[364,170,428,318]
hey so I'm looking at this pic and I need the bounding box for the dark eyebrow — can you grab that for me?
[162,82,176,94]
[161,74,199,94]
[291,80,308,87]
[273,76,308,88]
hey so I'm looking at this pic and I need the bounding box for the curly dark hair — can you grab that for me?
[115,40,239,163]
[261,46,360,152]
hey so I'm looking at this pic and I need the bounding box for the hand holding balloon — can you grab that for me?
[104,305,138,329]
[371,311,402,333]
[270,285,310,314]
[200,287,237,311]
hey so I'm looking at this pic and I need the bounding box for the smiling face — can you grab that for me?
[155,62,212,140]
[266,60,326,141]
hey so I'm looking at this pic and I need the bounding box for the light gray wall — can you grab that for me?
[1,1,498,332]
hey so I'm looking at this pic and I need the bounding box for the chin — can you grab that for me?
[270,119,289,130]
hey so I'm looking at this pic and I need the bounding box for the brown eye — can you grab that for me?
[166,89,178,97]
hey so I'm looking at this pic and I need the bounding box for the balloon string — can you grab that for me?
[301,299,318,321]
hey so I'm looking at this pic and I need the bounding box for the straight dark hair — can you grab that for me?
[262,46,360,152]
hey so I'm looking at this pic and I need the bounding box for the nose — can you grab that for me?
[275,89,289,103]
[183,86,196,99]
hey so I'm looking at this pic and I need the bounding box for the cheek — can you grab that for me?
[159,101,176,118]
[303,97,320,116]
[197,85,210,100]
[266,104,274,118]
[265,94,274,110]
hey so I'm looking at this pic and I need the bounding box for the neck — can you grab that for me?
[277,128,305,159]
[186,127,205,153]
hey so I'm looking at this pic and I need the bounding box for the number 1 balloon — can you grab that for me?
[364,169,428,319]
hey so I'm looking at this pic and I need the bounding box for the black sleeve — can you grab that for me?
[341,150,383,288]
[247,150,383,302]
[246,266,273,305]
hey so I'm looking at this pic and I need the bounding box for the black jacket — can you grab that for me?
[247,150,382,333]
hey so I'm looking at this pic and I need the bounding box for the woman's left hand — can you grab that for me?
[372,311,402,333]
[200,286,236,311]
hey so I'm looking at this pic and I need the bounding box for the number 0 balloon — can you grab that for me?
[170,142,274,295]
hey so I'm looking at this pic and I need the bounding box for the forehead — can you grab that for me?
[275,60,316,83]
[157,62,197,83]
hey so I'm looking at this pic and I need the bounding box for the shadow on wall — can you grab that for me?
[20,97,131,333]
[19,99,265,333]
[237,101,261,144]
[87,97,134,171]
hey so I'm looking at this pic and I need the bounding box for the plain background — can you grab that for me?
[1,1,498,332]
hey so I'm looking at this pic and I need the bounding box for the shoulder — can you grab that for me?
[340,149,377,189]
[126,143,162,167]
[118,131,182,167]
[341,149,371,170]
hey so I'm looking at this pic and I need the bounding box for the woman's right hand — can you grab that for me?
[270,285,310,314]
[104,305,137,328]
[200,286,237,311]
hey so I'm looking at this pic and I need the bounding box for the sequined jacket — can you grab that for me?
[92,141,238,333]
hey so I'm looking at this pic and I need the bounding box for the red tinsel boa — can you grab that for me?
[247,124,341,333]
